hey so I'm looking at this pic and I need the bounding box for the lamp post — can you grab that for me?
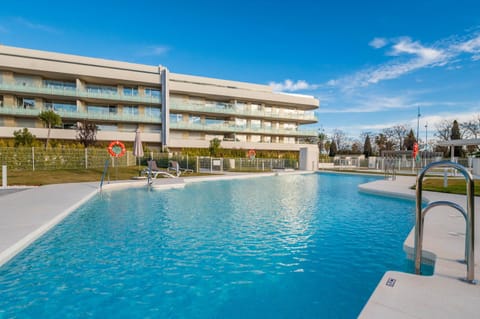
[416,106,421,143]
[425,122,428,151]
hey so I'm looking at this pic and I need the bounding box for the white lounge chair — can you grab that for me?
[167,161,193,176]
[143,160,177,179]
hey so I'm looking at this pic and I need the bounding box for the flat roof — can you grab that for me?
[436,138,480,147]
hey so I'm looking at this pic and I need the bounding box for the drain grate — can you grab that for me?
[385,277,396,287]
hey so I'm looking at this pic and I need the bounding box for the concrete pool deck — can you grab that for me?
[1,171,478,318]
[358,175,480,318]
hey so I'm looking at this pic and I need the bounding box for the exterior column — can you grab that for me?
[160,66,169,151]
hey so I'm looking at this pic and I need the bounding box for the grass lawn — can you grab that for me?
[421,178,480,196]
[1,167,206,186]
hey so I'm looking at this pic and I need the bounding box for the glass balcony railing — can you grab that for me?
[170,100,317,122]
[169,122,317,137]
[0,83,162,104]
[0,106,162,124]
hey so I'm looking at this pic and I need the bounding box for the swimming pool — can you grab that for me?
[0,173,420,318]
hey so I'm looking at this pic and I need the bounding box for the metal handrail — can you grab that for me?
[99,159,110,191]
[414,160,476,283]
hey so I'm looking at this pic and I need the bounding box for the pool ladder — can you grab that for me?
[99,159,110,191]
[414,160,476,283]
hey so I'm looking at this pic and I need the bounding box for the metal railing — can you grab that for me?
[99,159,110,191]
[0,147,136,171]
[414,161,476,283]
[0,105,162,124]
[170,100,317,122]
[0,83,162,104]
[169,122,317,137]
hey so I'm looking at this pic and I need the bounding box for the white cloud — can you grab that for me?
[389,37,445,61]
[369,37,387,49]
[408,111,480,132]
[318,94,412,114]
[455,35,480,53]
[269,79,319,92]
[329,33,480,91]
[137,45,170,56]
[326,79,338,86]
[14,17,59,33]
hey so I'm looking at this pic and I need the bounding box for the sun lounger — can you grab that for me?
[143,160,177,179]
[167,161,194,176]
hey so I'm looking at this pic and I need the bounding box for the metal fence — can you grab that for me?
[0,147,298,173]
[196,157,297,173]
[0,147,137,171]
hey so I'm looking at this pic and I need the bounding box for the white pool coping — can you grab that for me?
[0,171,313,267]
[358,175,480,318]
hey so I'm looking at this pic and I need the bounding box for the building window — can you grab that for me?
[0,95,3,107]
[123,87,138,96]
[189,115,201,124]
[62,122,78,130]
[97,124,118,131]
[45,101,77,113]
[86,84,117,95]
[236,102,246,111]
[170,113,183,123]
[45,80,76,91]
[251,104,262,111]
[87,105,117,114]
[145,106,161,118]
[123,105,139,116]
[250,119,261,129]
[235,118,247,128]
[236,134,247,142]
[284,123,297,130]
[15,75,35,87]
[250,135,261,142]
[17,97,35,109]
[205,117,224,126]
[145,88,161,97]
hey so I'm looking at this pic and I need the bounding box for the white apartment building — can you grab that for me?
[0,45,319,152]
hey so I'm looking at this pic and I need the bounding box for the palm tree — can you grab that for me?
[38,110,62,148]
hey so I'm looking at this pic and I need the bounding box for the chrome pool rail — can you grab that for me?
[414,160,476,284]
[99,159,110,191]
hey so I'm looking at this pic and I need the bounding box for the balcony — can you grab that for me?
[170,100,317,123]
[169,121,317,137]
[0,83,162,105]
[0,106,162,124]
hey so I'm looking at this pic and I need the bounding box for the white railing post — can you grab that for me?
[85,148,88,169]
[32,146,35,171]
[2,165,6,189]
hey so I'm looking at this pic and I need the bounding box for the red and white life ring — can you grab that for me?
[247,149,256,158]
[108,140,126,158]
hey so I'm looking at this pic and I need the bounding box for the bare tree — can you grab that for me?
[391,124,408,150]
[76,121,98,147]
[382,128,397,150]
[435,120,452,141]
[461,114,480,139]
[332,129,346,151]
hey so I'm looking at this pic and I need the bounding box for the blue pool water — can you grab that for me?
[0,173,420,318]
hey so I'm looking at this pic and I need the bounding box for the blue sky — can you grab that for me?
[1,0,479,141]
